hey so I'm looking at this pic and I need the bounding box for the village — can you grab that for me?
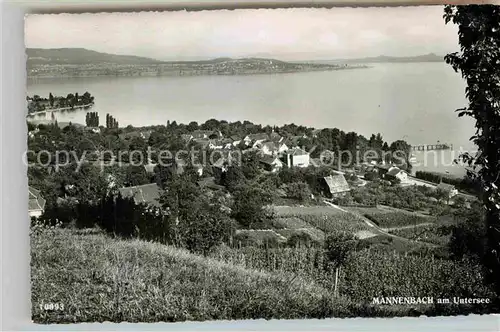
[21,5,500,325]
[27,116,473,250]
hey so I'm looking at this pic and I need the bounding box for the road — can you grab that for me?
[401,177,477,200]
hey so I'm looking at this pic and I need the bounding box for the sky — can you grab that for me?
[25,6,459,61]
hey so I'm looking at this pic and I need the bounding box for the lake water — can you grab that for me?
[27,63,476,177]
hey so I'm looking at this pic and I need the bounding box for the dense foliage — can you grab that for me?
[444,4,500,299]
[27,92,94,113]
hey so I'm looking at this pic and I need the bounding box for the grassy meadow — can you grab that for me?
[31,226,495,323]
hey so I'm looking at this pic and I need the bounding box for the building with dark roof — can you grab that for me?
[260,155,283,172]
[321,175,351,198]
[118,183,162,208]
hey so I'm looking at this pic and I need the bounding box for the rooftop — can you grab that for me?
[118,183,161,207]
[323,175,350,194]
[247,133,269,141]
[287,147,309,156]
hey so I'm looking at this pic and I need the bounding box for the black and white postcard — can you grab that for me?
[25,5,500,323]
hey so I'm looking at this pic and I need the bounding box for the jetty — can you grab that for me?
[411,143,453,151]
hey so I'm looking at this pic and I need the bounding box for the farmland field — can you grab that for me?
[234,229,286,246]
[389,225,450,246]
[272,205,370,234]
[272,217,311,229]
[276,228,326,243]
[299,213,371,234]
[273,205,347,217]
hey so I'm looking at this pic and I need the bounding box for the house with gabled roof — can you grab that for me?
[260,155,284,172]
[192,138,211,149]
[437,182,459,198]
[118,183,162,208]
[269,131,282,142]
[385,167,409,183]
[321,175,351,198]
[284,147,310,168]
[259,141,279,156]
[29,186,46,218]
[244,133,269,146]
[181,134,193,143]
[197,176,225,191]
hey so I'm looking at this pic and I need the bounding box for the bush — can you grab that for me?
[283,181,312,201]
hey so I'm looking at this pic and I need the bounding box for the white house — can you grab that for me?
[244,133,269,147]
[278,142,289,154]
[284,147,310,168]
[385,167,409,183]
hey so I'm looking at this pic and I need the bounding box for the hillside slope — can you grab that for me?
[26,48,165,65]
[311,53,445,64]
[31,228,342,323]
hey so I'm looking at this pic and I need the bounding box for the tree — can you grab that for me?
[124,166,150,187]
[187,121,199,132]
[240,150,260,180]
[66,93,75,108]
[444,4,500,298]
[220,165,246,192]
[105,114,118,129]
[389,139,412,169]
[323,231,356,268]
[448,203,487,261]
[284,181,312,201]
[49,93,54,107]
[232,184,273,229]
[179,202,235,255]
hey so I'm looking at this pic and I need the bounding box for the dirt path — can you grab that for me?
[382,222,435,232]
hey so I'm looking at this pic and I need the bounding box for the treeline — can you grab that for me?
[106,114,119,129]
[27,91,94,113]
[84,112,119,128]
[85,112,99,127]
[415,170,480,194]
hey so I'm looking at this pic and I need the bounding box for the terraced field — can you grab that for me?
[272,205,372,239]
[389,225,450,246]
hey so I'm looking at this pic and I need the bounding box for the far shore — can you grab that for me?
[27,64,371,80]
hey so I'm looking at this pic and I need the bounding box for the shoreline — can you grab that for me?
[27,103,94,116]
[27,65,371,80]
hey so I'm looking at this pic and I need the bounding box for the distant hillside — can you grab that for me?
[27,49,360,78]
[26,48,165,65]
[313,53,445,64]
